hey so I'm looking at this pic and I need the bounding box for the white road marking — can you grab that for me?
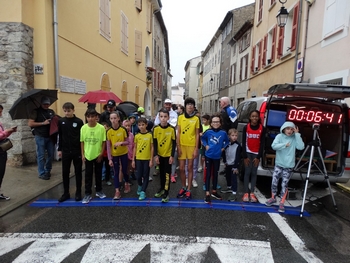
[0,233,274,263]
[256,188,323,263]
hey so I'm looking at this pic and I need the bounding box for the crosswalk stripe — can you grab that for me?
[0,233,274,263]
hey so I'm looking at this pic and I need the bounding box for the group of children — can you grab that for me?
[57,99,304,212]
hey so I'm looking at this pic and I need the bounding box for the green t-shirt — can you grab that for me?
[80,123,106,161]
[134,132,153,160]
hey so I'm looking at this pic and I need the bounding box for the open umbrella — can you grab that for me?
[78,90,122,104]
[9,89,58,120]
[116,101,139,119]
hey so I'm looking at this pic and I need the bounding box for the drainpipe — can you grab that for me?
[293,0,303,83]
[53,0,60,89]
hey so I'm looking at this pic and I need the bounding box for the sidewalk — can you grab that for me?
[1,160,350,218]
[0,160,64,217]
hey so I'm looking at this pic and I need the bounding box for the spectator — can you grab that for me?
[219,97,238,132]
[0,104,17,200]
[28,96,56,180]
[99,99,116,126]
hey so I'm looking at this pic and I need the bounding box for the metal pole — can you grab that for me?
[53,0,60,89]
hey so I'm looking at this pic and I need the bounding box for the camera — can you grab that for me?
[312,123,320,130]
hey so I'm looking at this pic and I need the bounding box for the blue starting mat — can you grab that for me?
[29,198,310,217]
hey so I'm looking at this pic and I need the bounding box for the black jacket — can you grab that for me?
[58,115,84,154]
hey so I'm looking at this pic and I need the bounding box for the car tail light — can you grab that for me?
[259,101,267,123]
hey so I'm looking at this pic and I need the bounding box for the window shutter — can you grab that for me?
[244,55,248,79]
[135,0,142,11]
[240,57,243,81]
[277,26,284,59]
[271,26,277,63]
[258,0,263,22]
[290,2,299,51]
[258,41,262,70]
[262,34,268,67]
[251,45,255,73]
[135,30,142,63]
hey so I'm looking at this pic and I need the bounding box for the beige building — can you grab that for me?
[249,0,307,97]
[0,0,163,164]
[303,0,350,86]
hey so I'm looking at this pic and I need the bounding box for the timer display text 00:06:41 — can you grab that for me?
[287,109,343,124]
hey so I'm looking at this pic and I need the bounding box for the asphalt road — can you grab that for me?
[1,168,350,262]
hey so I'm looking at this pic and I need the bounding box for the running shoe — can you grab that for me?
[204,195,211,204]
[192,179,198,188]
[265,197,276,206]
[161,194,169,203]
[106,181,112,186]
[185,191,191,200]
[113,191,121,200]
[58,193,70,203]
[82,194,92,204]
[228,194,237,202]
[220,187,232,193]
[139,191,146,201]
[211,192,222,200]
[250,193,258,203]
[154,189,165,198]
[278,203,285,213]
[171,175,176,183]
[95,191,106,199]
[197,167,203,173]
[177,188,186,198]
[242,193,249,202]
[124,183,131,194]
[137,185,142,195]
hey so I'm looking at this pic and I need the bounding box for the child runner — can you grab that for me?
[221,128,242,201]
[101,122,112,186]
[265,121,304,213]
[198,114,210,173]
[132,117,154,200]
[201,113,229,203]
[107,111,130,200]
[57,102,84,202]
[80,108,106,204]
[153,108,176,203]
[176,97,200,200]
[242,110,265,203]
[122,119,135,180]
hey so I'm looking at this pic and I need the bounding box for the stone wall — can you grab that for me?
[0,22,36,166]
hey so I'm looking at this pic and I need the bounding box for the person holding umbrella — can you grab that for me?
[28,96,56,180]
[99,99,116,127]
[0,105,17,200]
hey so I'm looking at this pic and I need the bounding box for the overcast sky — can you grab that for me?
[161,0,255,86]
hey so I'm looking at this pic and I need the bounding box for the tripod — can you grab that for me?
[293,124,337,217]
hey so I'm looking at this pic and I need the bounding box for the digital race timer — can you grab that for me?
[287,109,343,124]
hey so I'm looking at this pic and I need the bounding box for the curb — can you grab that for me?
[335,183,350,194]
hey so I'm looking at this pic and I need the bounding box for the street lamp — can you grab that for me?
[276,0,289,27]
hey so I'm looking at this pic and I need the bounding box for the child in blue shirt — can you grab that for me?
[201,113,229,203]
[265,121,304,213]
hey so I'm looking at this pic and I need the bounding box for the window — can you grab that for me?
[239,30,251,52]
[121,12,128,54]
[100,0,111,40]
[323,0,348,39]
[239,54,249,81]
[232,43,236,57]
[258,0,264,23]
[135,30,142,63]
[268,26,277,63]
[225,68,229,87]
[277,26,284,59]
[251,41,262,72]
[230,63,236,85]
[135,0,142,11]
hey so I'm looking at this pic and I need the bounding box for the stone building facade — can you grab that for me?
[0,22,36,166]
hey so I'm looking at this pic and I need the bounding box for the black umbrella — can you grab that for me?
[116,101,139,119]
[9,89,58,120]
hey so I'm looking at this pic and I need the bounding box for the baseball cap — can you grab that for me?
[137,107,145,113]
[41,96,51,105]
[164,98,172,104]
[107,100,116,107]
